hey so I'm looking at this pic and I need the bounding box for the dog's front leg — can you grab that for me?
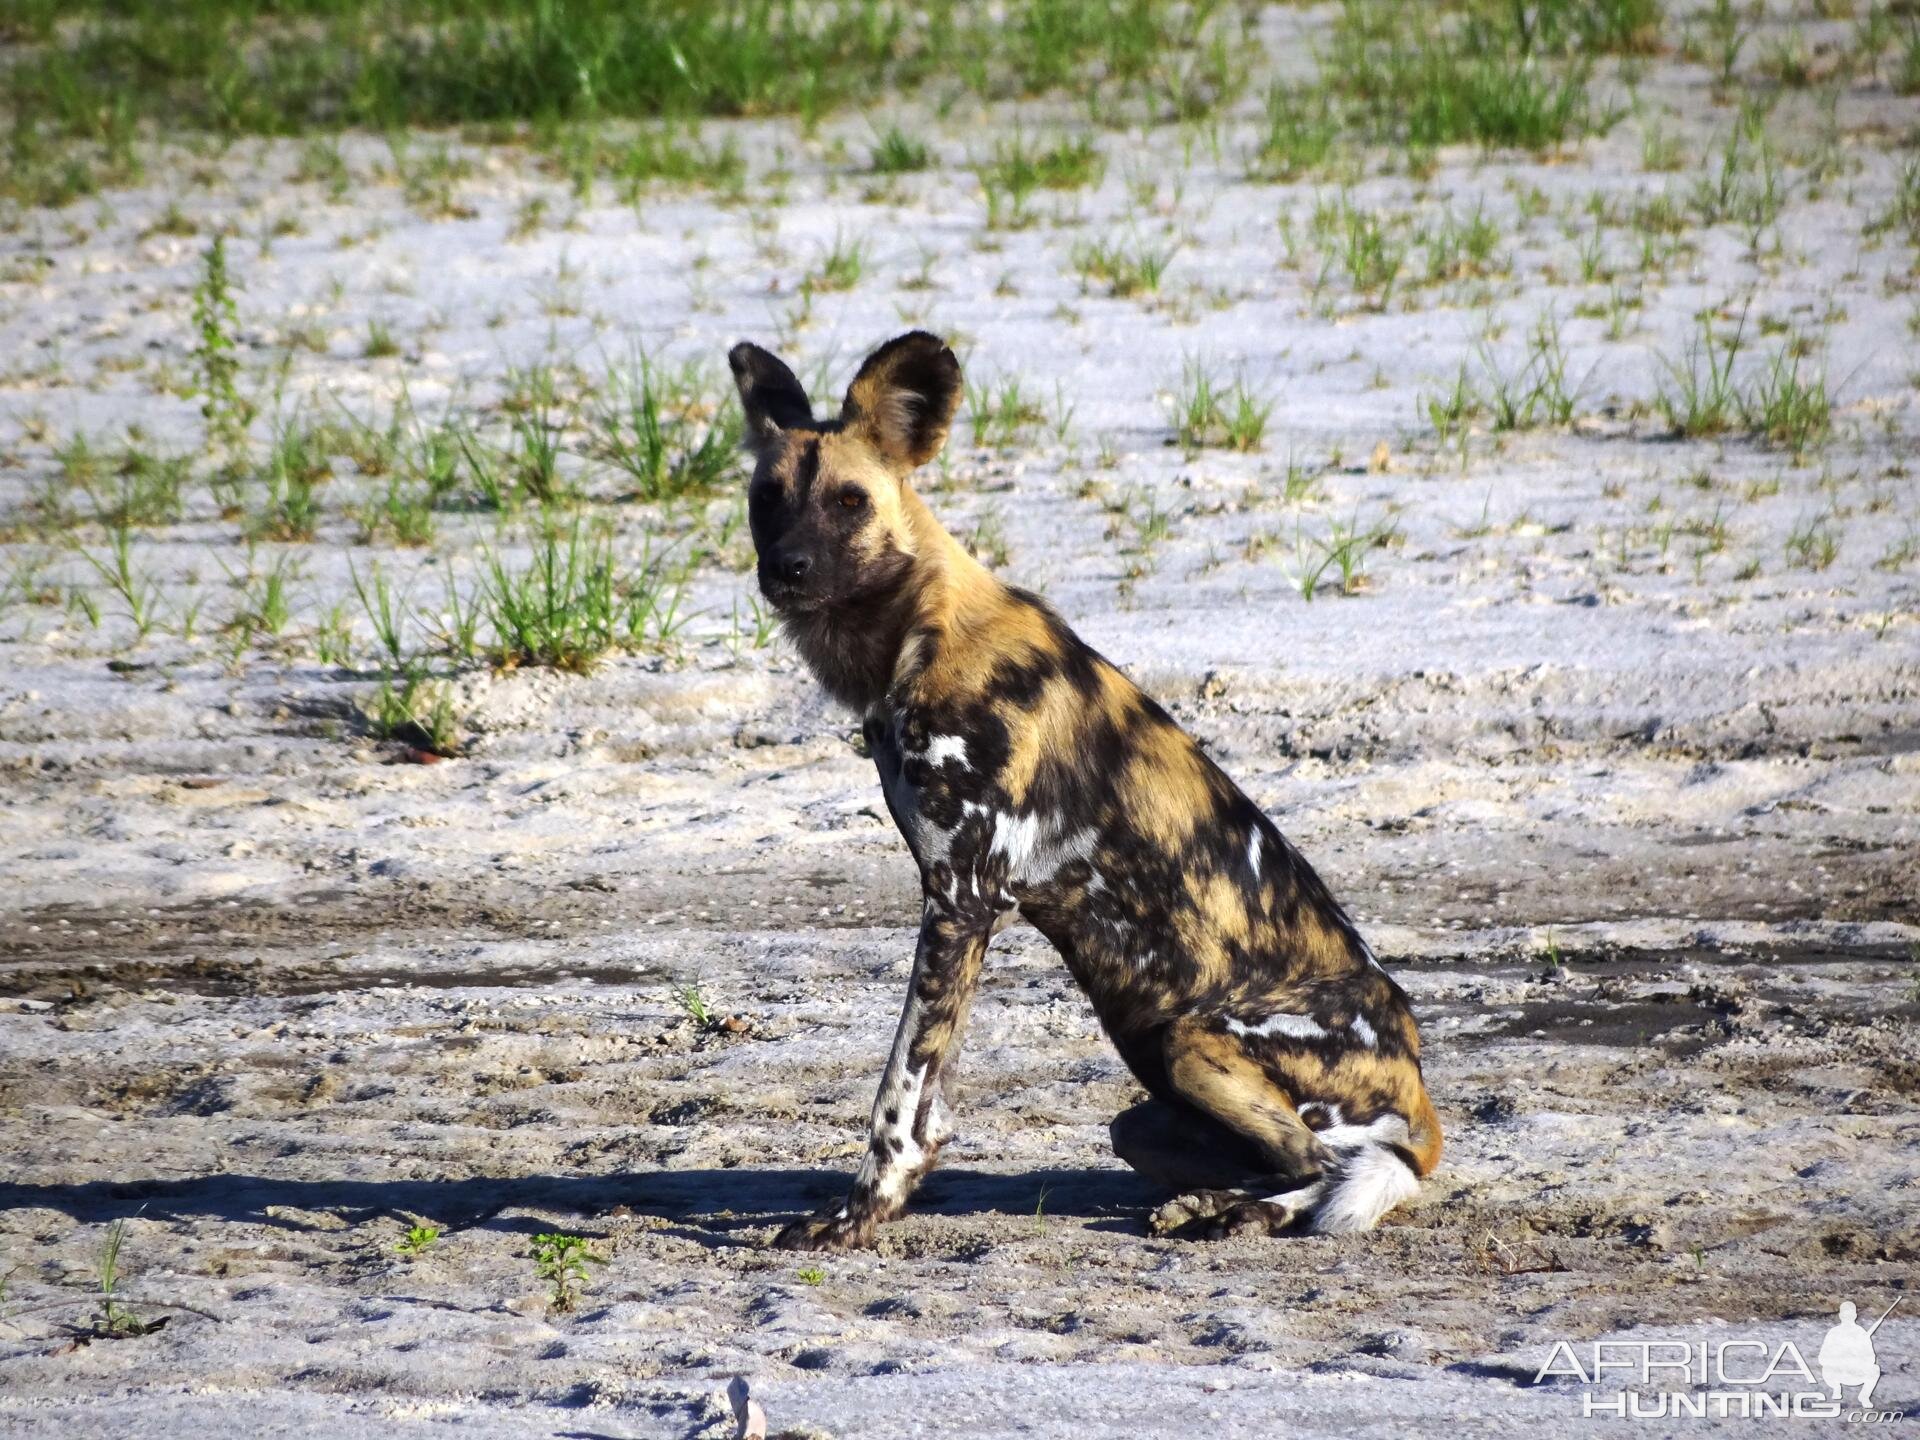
[775,895,992,1251]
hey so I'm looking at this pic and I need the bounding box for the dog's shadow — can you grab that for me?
[0,1166,1158,1244]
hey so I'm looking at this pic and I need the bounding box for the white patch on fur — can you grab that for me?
[1307,1143,1421,1234]
[989,810,1039,870]
[1257,1177,1327,1217]
[1292,1110,1420,1231]
[1359,939,1385,972]
[859,1058,930,1202]
[1246,829,1263,876]
[924,734,969,769]
[1024,823,1098,885]
[883,716,1095,905]
[923,1085,956,1147]
[852,966,937,1206]
[1350,1015,1378,1048]
[971,808,1099,890]
[1226,1011,1328,1042]
[867,386,923,452]
[1314,1112,1411,1153]
[898,1061,927,1110]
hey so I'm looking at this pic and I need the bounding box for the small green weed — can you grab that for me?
[807,232,868,293]
[967,377,1048,449]
[59,439,190,529]
[590,354,740,501]
[1318,0,1612,152]
[1655,303,1832,455]
[1419,200,1505,283]
[1293,512,1395,600]
[980,133,1102,228]
[1167,363,1272,452]
[986,133,1103,192]
[1744,348,1830,458]
[478,519,617,672]
[251,421,332,541]
[78,526,163,642]
[363,319,401,359]
[94,1219,157,1338]
[477,518,688,671]
[234,552,298,641]
[674,983,716,1028]
[1251,83,1341,180]
[1479,311,1582,431]
[365,662,463,756]
[1657,307,1748,438]
[869,127,932,174]
[530,1232,602,1314]
[394,1225,442,1256]
[1314,193,1405,306]
[192,236,251,456]
[350,560,410,667]
[1784,513,1839,571]
[1070,237,1176,298]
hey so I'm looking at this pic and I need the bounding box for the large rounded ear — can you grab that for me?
[839,331,963,472]
[728,342,814,454]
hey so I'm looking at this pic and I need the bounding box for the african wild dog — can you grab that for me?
[729,331,1442,1250]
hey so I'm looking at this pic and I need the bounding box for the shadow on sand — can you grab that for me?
[0,1165,1158,1239]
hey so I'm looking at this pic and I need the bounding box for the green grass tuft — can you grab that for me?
[1167,363,1273,453]
[1284,0,1642,156]
[869,126,932,174]
[588,353,742,502]
[967,377,1049,449]
[365,662,464,756]
[3,2,1227,138]
[1070,237,1176,298]
[477,515,688,672]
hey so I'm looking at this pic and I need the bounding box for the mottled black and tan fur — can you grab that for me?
[729,332,1442,1250]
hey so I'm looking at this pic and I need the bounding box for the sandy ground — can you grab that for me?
[2,3,1919,1435]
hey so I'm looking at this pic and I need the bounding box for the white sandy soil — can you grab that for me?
[2,3,1917,1435]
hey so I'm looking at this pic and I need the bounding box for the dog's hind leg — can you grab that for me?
[1129,1014,1434,1238]
[1113,1018,1336,1238]
[1109,1097,1273,1193]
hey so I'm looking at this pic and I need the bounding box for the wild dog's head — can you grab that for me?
[728,331,961,613]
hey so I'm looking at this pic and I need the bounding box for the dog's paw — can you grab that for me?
[1150,1191,1301,1240]
[1200,1198,1298,1240]
[772,1209,875,1253]
[1148,1189,1241,1237]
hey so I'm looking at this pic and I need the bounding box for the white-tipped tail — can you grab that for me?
[1253,1114,1425,1235]
[1306,1142,1421,1233]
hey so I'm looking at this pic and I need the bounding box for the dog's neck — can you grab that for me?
[781,484,996,715]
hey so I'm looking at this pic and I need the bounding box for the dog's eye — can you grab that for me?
[837,490,866,510]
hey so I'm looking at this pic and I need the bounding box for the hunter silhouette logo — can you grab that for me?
[1820,1300,1896,1409]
